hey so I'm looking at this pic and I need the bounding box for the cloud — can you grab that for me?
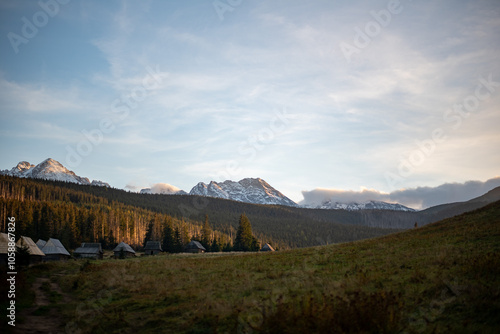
[0,77,81,113]
[300,177,500,210]
[146,183,184,195]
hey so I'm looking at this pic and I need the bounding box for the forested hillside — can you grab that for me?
[0,176,399,249]
[0,176,233,250]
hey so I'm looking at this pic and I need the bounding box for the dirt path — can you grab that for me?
[14,277,71,334]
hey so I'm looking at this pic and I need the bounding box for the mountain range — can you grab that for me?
[0,158,464,213]
[188,178,298,207]
[0,158,110,187]
[302,200,416,212]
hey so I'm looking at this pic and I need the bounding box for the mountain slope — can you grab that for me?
[1,158,109,187]
[189,178,297,207]
[420,186,500,220]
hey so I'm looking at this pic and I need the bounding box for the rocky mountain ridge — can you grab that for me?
[0,158,110,187]
[189,178,298,207]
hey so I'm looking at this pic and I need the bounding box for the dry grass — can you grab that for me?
[12,201,500,333]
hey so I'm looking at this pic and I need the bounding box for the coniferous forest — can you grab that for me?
[0,175,399,250]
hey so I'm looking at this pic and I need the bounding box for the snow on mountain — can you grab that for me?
[1,158,110,187]
[189,178,297,207]
[140,183,187,195]
[91,180,111,187]
[303,200,416,212]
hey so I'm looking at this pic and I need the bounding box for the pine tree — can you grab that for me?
[143,220,154,249]
[211,237,221,252]
[201,214,212,251]
[173,227,183,253]
[234,214,260,251]
[162,219,175,253]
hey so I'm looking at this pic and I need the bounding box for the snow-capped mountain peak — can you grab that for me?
[1,158,110,187]
[303,200,416,212]
[189,178,297,207]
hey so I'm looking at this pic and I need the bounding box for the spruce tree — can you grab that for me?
[211,237,221,252]
[201,214,212,251]
[234,214,259,251]
[143,220,154,249]
[162,219,175,253]
[173,227,183,253]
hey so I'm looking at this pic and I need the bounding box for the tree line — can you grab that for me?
[0,175,399,250]
[0,176,233,250]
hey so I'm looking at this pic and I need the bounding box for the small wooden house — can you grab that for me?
[74,243,103,260]
[144,241,162,255]
[16,236,45,264]
[36,239,46,249]
[0,233,11,266]
[40,238,71,261]
[185,240,206,253]
[261,243,275,252]
[113,242,136,258]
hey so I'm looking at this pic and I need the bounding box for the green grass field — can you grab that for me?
[10,201,500,333]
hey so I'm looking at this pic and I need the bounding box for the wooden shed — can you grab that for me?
[36,239,47,249]
[144,241,162,255]
[113,242,136,258]
[40,238,71,261]
[74,243,103,260]
[260,243,275,252]
[16,236,45,264]
[185,240,206,253]
[0,233,12,266]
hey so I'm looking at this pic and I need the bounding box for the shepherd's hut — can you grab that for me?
[185,240,206,253]
[16,236,45,264]
[144,241,162,255]
[40,238,71,261]
[113,242,136,258]
[74,243,103,260]
[36,239,46,249]
[260,243,275,252]
[0,233,12,266]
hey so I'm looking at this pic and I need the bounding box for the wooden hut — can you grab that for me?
[185,240,206,253]
[16,236,45,264]
[74,243,103,260]
[36,239,46,249]
[113,242,136,258]
[0,233,11,266]
[144,241,162,255]
[260,243,275,252]
[40,238,71,261]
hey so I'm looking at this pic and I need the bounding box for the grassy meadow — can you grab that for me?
[9,201,500,333]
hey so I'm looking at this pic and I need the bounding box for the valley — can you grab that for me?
[3,199,499,333]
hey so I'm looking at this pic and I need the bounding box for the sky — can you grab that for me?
[0,0,499,209]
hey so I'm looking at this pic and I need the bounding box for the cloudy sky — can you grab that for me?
[0,0,499,208]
